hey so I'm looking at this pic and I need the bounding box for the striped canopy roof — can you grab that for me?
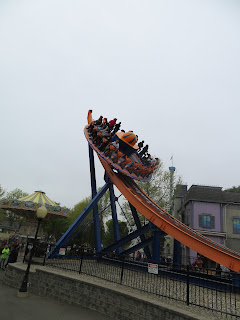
[19,190,56,206]
[0,190,69,218]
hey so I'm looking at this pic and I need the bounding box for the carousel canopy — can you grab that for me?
[19,190,56,206]
[0,190,69,219]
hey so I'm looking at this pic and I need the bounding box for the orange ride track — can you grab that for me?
[87,111,240,273]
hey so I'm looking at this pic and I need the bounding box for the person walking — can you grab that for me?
[5,244,19,268]
[1,244,10,269]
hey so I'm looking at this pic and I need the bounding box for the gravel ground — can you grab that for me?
[44,258,240,320]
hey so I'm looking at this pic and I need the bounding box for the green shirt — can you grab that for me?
[1,248,9,259]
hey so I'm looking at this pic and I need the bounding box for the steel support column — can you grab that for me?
[109,182,121,254]
[121,237,153,257]
[173,239,181,269]
[129,202,151,259]
[152,229,162,263]
[100,223,152,254]
[89,145,102,253]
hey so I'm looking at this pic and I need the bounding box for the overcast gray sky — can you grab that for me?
[0,0,239,209]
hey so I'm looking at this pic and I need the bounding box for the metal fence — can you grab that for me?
[43,255,240,319]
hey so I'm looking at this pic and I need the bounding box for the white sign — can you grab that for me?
[59,248,66,255]
[148,263,158,274]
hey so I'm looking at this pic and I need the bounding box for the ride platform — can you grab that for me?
[84,124,153,182]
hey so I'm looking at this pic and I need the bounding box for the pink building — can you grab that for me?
[174,185,240,268]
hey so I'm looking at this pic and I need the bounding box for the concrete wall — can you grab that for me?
[3,263,205,320]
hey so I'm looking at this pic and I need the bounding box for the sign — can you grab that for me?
[59,248,66,255]
[148,263,158,274]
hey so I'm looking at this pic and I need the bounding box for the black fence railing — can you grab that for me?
[43,255,240,319]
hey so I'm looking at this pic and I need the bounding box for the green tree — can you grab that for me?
[224,186,240,193]
[0,187,29,230]
[102,219,129,248]
[7,188,28,200]
[42,217,68,241]
[119,159,182,256]
[66,196,96,247]
[0,184,6,222]
[41,199,69,241]
[42,188,112,246]
[121,158,182,226]
[0,184,5,199]
[67,189,111,248]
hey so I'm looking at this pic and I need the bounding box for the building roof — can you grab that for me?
[186,185,222,202]
[174,185,187,198]
[222,192,240,204]
[184,185,240,204]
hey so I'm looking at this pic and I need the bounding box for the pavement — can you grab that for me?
[0,268,112,320]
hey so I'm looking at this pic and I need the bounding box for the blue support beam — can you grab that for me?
[100,223,152,254]
[129,203,151,259]
[152,229,162,263]
[120,237,153,257]
[232,272,240,293]
[50,183,110,257]
[108,182,122,254]
[89,145,102,253]
[173,239,181,269]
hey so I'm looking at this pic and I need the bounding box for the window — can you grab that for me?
[199,214,215,229]
[233,218,240,234]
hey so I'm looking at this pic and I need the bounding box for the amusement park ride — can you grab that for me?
[51,110,240,273]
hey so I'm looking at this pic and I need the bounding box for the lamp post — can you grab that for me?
[18,204,47,297]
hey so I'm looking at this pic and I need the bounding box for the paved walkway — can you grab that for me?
[0,269,112,320]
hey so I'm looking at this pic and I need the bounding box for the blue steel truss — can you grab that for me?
[50,142,181,264]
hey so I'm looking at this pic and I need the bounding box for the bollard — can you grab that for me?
[79,252,83,274]
[120,257,125,284]
[186,265,190,305]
